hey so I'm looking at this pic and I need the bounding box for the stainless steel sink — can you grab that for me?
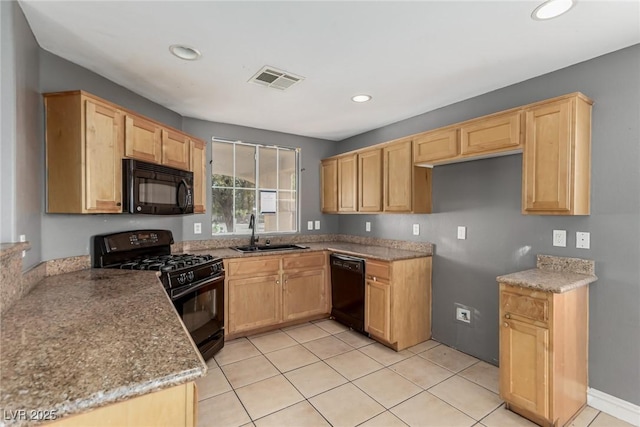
[230,244,308,253]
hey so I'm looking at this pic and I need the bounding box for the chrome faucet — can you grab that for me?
[248,213,258,248]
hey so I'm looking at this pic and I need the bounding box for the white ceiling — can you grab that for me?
[18,1,640,141]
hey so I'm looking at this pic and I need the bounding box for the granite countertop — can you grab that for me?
[193,241,432,262]
[0,269,206,427]
[497,254,597,293]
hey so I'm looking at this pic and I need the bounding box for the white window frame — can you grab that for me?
[210,138,300,236]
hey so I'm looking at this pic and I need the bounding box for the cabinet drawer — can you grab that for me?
[227,257,280,277]
[501,290,549,323]
[366,260,390,281]
[283,252,325,270]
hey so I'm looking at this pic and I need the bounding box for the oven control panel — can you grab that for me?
[96,230,174,253]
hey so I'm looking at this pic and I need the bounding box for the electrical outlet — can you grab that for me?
[365,221,371,232]
[315,220,320,230]
[19,234,26,242]
[553,230,567,247]
[457,226,466,240]
[576,231,590,249]
[413,224,420,235]
[307,221,314,231]
[456,307,471,324]
[193,223,202,234]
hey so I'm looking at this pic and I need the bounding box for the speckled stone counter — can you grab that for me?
[192,241,431,262]
[0,269,206,426]
[497,255,597,293]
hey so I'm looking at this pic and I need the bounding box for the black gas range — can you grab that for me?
[92,230,225,359]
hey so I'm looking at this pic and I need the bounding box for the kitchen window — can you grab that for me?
[211,140,299,235]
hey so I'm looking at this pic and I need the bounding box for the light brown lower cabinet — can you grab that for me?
[365,257,432,351]
[499,283,588,427]
[48,382,197,427]
[225,252,329,336]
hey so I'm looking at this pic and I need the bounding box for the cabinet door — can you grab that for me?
[124,113,162,163]
[413,129,458,163]
[358,149,382,212]
[338,154,358,212]
[522,99,572,213]
[228,275,281,334]
[162,129,190,171]
[282,269,327,321]
[190,139,206,214]
[500,318,549,419]
[383,139,412,212]
[460,111,521,155]
[84,99,123,213]
[321,158,338,213]
[365,278,391,342]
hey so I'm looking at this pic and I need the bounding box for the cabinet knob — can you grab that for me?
[505,313,511,319]
[276,280,280,284]
[116,202,121,206]
[504,322,509,328]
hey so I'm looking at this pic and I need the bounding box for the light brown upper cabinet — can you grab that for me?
[320,158,338,213]
[383,139,431,213]
[124,113,162,163]
[162,129,191,171]
[44,90,208,215]
[358,148,382,212]
[45,92,123,214]
[190,139,206,214]
[460,111,521,156]
[413,128,458,163]
[522,94,592,215]
[338,153,358,212]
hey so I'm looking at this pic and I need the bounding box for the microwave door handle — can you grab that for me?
[177,179,192,213]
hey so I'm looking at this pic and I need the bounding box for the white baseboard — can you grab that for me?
[588,387,640,426]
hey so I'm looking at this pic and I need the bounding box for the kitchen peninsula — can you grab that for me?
[0,267,206,427]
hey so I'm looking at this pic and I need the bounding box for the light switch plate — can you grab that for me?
[576,231,590,249]
[365,222,371,232]
[307,221,314,231]
[314,220,320,230]
[19,234,26,242]
[413,224,420,235]
[457,226,466,240]
[553,230,567,247]
[193,223,202,234]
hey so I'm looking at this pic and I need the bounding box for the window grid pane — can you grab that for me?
[211,141,298,235]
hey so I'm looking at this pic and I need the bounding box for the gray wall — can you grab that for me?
[181,118,338,241]
[1,1,42,269]
[336,45,640,405]
[38,51,185,260]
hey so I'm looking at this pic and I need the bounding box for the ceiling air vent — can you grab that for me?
[249,66,304,91]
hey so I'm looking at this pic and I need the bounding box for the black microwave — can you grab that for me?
[123,159,194,215]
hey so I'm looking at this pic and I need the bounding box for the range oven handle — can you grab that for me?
[170,275,224,300]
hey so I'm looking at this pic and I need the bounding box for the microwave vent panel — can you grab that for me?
[249,66,304,91]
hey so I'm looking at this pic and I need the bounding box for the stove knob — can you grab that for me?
[187,271,195,282]
[177,273,187,285]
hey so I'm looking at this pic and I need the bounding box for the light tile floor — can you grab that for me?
[197,319,633,427]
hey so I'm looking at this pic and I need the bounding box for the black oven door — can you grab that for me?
[171,276,225,360]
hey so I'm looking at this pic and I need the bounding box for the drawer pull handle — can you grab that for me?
[504,322,509,328]
[505,314,511,319]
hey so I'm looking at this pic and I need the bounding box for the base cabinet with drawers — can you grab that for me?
[499,283,588,427]
[225,252,329,336]
[365,256,432,351]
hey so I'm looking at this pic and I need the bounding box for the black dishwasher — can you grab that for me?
[330,253,367,334]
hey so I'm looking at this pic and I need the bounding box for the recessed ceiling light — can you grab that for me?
[169,45,201,61]
[532,0,575,20]
[352,94,372,103]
